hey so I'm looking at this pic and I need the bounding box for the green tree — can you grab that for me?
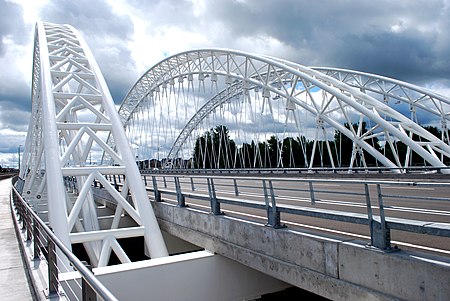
[193,125,235,168]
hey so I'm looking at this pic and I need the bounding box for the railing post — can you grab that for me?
[233,178,239,196]
[207,178,221,215]
[33,218,40,260]
[309,181,316,205]
[152,176,161,202]
[82,262,97,301]
[15,192,23,223]
[269,180,284,228]
[372,184,393,250]
[16,177,25,194]
[47,238,59,296]
[262,179,269,208]
[190,177,195,191]
[174,177,186,207]
[26,211,32,241]
[364,184,375,245]
[262,180,284,228]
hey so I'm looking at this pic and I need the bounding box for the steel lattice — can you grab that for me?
[21,22,168,269]
[116,50,450,173]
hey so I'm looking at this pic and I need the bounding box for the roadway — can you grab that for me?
[143,172,450,256]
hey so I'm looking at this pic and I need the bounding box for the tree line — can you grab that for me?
[192,124,449,169]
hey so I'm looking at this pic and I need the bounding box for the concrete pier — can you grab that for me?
[0,178,35,300]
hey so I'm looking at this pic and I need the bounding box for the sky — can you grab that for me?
[0,0,449,167]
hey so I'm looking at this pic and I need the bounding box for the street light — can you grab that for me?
[18,145,22,172]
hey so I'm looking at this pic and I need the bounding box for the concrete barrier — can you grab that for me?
[152,201,450,301]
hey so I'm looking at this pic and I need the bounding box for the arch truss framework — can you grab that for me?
[116,49,450,173]
[21,22,168,269]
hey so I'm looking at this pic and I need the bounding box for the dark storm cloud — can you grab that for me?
[128,0,196,28]
[0,0,27,56]
[202,0,450,86]
[0,101,30,132]
[336,30,447,82]
[41,0,136,103]
[41,0,133,40]
[0,1,30,131]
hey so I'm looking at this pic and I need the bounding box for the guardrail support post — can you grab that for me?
[309,181,316,205]
[82,261,97,301]
[263,180,285,229]
[373,184,392,250]
[207,178,221,215]
[233,178,239,196]
[152,176,161,202]
[190,177,195,191]
[174,177,186,207]
[48,239,59,297]
[364,184,375,245]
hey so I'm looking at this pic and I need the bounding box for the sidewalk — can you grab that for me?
[0,178,35,300]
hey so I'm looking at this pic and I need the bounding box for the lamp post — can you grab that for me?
[18,145,22,172]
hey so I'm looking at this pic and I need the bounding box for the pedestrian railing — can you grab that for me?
[10,177,119,301]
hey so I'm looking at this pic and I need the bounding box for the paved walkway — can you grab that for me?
[0,178,35,300]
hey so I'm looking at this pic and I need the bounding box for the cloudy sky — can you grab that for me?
[1,0,449,167]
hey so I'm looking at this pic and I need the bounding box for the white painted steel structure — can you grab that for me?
[117,50,450,172]
[13,22,450,301]
[21,22,168,268]
[19,23,450,267]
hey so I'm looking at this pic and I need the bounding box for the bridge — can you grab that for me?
[5,22,450,300]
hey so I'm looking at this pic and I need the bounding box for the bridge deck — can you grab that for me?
[0,178,35,301]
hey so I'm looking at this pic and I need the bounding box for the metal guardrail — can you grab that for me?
[141,165,450,176]
[132,173,450,251]
[10,177,119,301]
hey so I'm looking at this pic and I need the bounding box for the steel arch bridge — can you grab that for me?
[116,49,450,173]
[19,22,450,269]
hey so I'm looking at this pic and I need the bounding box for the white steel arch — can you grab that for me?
[21,22,168,268]
[312,67,450,142]
[117,49,450,173]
